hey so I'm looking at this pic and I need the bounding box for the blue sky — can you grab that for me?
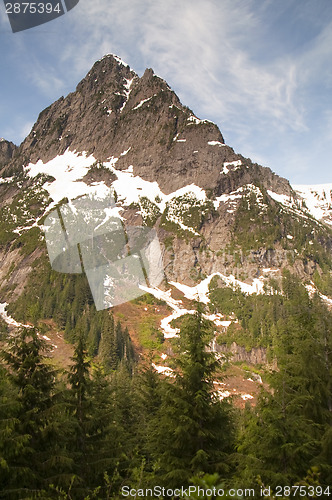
[0,0,332,185]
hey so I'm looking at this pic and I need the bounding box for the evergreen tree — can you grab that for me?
[86,309,103,356]
[0,328,69,496]
[66,336,92,494]
[109,362,140,482]
[86,363,125,496]
[310,293,332,485]
[98,313,117,370]
[123,326,136,370]
[149,304,234,488]
[132,359,163,479]
[237,275,332,488]
[115,319,123,360]
[0,362,30,495]
[66,337,125,497]
[115,322,136,371]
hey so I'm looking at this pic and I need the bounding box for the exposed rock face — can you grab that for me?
[6,54,292,197]
[0,54,331,300]
[0,247,43,300]
[0,139,17,169]
[215,341,267,365]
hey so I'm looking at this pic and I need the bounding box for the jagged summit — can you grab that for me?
[98,53,132,67]
[3,53,290,196]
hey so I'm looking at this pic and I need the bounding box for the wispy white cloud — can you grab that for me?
[296,18,332,88]
[139,1,308,132]
[0,3,10,30]
[56,0,308,136]
[27,60,65,96]
[2,0,331,182]
[2,118,34,145]
[22,0,329,143]
[19,120,34,139]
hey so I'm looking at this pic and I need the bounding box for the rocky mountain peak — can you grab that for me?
[0,54,331,307]
[4,54,292,199]
[75,53,137,97]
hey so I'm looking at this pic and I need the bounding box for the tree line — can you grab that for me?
[0,275,331,498]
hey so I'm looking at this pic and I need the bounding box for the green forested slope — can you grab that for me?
[1,280,331,499]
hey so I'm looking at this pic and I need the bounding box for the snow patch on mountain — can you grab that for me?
[120,77,134,112]
[213,190,243,208]
[14,220,40,235]
[120,147,131,156]
[214,184,264,210]
[160,310,189,338]
[267,190,293,205]
[170,272,266,304]
[132,95,156,110]
[99,54,130,68]
[294,184,332,225]
[187,115,214,126]
[0,302,31,328]
[111,161,206,214]
[224,160,242,169]
[267,188,317,222]
[110,162,161,206]
[305,283,332,307]
[152,363,175,377]
[268,184,332,225]
[140,272,271,338]
[25,150,103,205]
[0,176,14,184]
[241,394,254,401]
[208,141,225,147]
[215,390,231,400]
[139,285,196,338]
[24,150,208,234]
[220,160,243,176]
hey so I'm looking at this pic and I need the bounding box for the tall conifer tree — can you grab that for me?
[0,328,68,496]
[149,304,234,487]
[98,313,117,370]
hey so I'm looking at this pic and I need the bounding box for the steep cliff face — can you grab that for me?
[4,54,292,197]
[0,54,331,302]
[0,138,17,168]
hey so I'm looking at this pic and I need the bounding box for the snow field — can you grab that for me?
[294,184,332,225]
[0,302,31,328]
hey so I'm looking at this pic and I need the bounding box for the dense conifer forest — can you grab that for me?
[0,274,331,499]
